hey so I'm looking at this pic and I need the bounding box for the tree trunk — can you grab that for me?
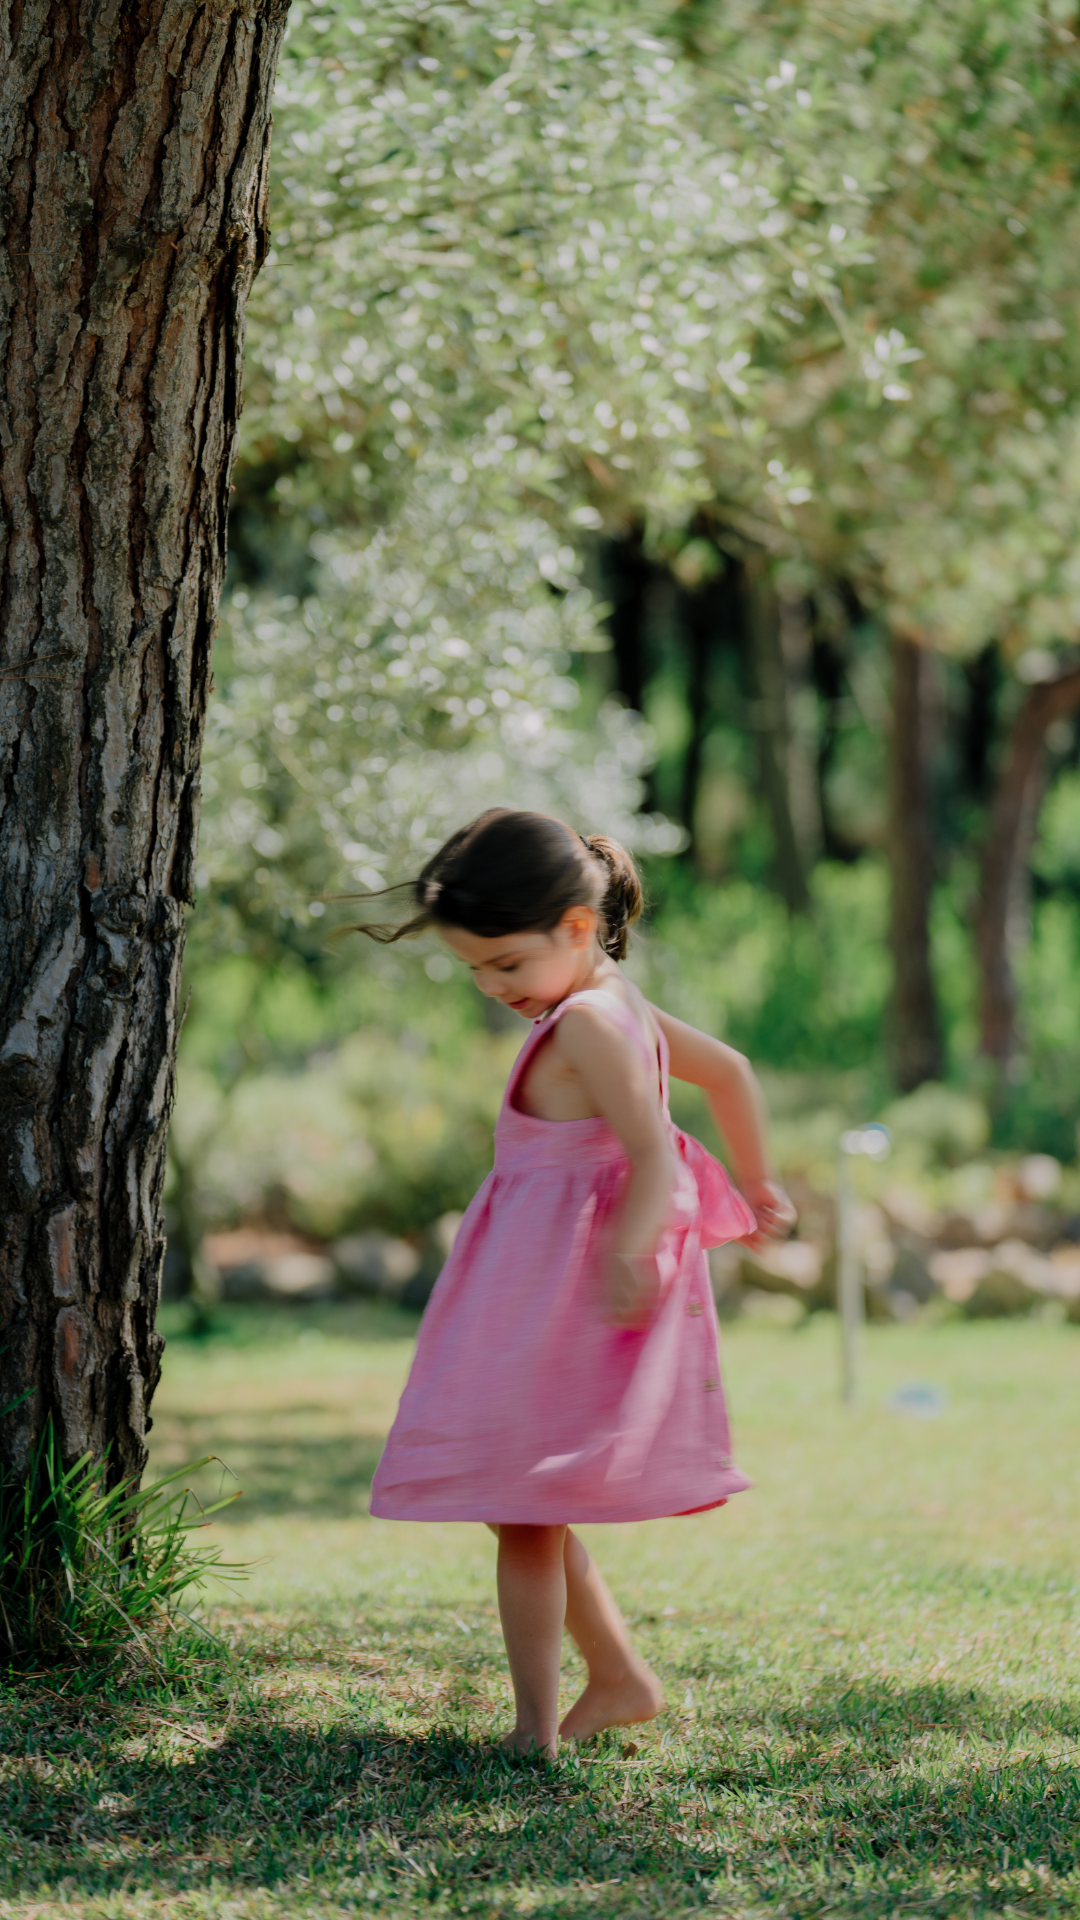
[888,634,944,1091]
[961,643,999,805]
[977,665,1080,1066]
[776,589,821,867]
[809,581,865,862]
[605,526,652,714]
[741,555,810,913]
[679,580,711,849]
[678,559,740,852]
[0,0,289,1488]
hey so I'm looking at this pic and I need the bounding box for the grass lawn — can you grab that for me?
[3,1302,1079,1918]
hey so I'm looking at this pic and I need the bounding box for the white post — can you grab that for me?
[837,1125,891,1406]
[837,1145,862,1406]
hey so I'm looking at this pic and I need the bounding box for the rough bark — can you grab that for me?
[741,555,810,913]
[976,665,1080,1066]
[888,633,944,1091]
[0,0,290,1487]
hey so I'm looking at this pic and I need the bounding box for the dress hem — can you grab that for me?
[369,1480,751,1525]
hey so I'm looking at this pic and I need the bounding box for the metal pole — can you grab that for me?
[836,1124,891,1406]
[837,1144,862,1406]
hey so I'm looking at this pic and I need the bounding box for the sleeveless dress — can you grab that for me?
[369,989,756,1525]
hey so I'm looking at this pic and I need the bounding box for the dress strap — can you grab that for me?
[501,987,667,1120]
[551,989,666,1103]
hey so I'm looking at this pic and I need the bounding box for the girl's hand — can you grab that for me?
[740,1177,797,1250]
[607,1252,662,1329]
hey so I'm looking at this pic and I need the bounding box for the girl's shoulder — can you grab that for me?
[548,983,659,1066]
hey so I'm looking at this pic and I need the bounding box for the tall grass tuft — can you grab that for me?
[0,1413,241,1671]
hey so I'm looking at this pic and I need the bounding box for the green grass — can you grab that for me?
[2,1303,1079,1918]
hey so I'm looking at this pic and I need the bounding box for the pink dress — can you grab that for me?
[369,989,755,1525]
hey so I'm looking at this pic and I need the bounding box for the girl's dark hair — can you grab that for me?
[355,809,643,960]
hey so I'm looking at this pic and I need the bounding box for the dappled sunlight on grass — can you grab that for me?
[2,1310,1078,1917]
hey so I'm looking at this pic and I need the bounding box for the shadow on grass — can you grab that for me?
[3,1667,1079,1919]
[159,1298,422,1351]
[150,1413,385,1519]
[778,1671,1080,1744]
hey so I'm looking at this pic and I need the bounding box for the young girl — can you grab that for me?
[364,809,795,1757]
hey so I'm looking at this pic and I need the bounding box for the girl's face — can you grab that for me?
[439,906,600,1018]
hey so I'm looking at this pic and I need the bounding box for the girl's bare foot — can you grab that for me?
[558,1659,665,1744]
[499,1726,558,1760]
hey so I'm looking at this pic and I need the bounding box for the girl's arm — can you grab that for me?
[650,1006,796,1246]
[553,1007,675,1326]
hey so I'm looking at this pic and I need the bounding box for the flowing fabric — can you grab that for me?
[370,990,755,1524]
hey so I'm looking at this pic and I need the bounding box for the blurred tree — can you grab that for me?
[0,0,289,1486]
[675,537,734,854]
[808,599,859,863]
[960,646,1001,808]
[682,0,1080,1084]
[237,1,832,541]
[210,0,1080,1098]
[215,0,864,967]
[193,0,821,952]
[977,660,1080,1066]
[742,553,812,912]
[888,637,945,1089]
[196,483,668,947]
[604,529,655,720]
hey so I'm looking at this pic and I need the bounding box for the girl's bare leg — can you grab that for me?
[558,1528,664,1742]
[494,1523,567,1757]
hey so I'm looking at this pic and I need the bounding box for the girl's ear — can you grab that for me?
[560,904,598,949]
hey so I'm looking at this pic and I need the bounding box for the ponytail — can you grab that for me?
[580,834,644,961]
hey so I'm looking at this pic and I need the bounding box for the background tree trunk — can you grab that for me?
[0,0,290,1488]
[679,577,712,852]
[977,665,1080,1066]
[809,580,866,863]
[741,555,810,913]
[961,643,999,805]
[604,526,652,715]
[888,633,944,1091]
[776,588,821,870]
[678,557,741,854]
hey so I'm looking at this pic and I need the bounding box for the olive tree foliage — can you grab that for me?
[200,487,666,943]
[697,0,1080,659]
[706,0,1080,1068]
[712,0,1080,1069]
[195,0,860,939]
[244,0,1080,657]
[244,0,855,524]
[204,0,1080,1067]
